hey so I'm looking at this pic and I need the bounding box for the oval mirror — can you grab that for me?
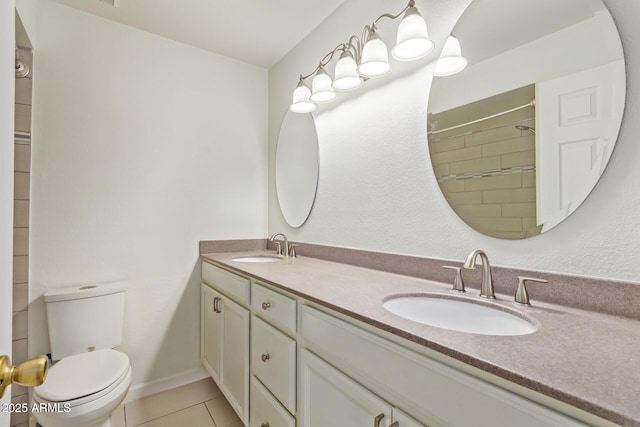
[275,110,320,228]
[427,0,625,239]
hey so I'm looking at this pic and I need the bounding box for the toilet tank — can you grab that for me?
[44,282,128,360]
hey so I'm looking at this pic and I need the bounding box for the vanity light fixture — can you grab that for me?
[289,0,433,113]
[434,35,468,77]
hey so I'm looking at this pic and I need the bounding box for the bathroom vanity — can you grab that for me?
[200,248,640,427]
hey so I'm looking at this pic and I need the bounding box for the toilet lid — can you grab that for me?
[35,349,130,402]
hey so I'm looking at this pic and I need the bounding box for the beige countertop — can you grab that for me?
[201,251,640,427]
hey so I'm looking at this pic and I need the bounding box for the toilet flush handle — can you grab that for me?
[0,355,49,398]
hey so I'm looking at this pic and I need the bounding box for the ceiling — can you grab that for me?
[49,0,345,68]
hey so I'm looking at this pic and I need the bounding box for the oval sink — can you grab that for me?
[231,255,282,263]
[383,295,537,336]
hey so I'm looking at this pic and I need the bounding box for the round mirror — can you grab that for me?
[427,0,625,239]
[275,110,320,228]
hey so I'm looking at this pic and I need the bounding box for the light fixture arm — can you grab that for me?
[299,43,348,82]
[373,0,414,26]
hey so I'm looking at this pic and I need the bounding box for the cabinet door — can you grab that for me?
[201,284,222,382]
[392,408,427,427]
[301,349,392,427]
[220,296,250,425]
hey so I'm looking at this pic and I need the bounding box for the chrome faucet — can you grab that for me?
[463,249,495,299]
[269,233,289,257]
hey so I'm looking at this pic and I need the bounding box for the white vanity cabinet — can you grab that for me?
[301,349,424,427]
[249,282,297,427]
[301,305,586,427]
[201,263,250,425]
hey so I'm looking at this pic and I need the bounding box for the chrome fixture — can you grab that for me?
[442,265,465,293]
[463,249,495,299]
[15,48,30,78]
[515,124,536,134]
[290,0,436,113]
[269,232,290,257]
[514,276,548,306]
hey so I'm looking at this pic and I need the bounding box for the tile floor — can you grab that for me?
[111,378,242,427]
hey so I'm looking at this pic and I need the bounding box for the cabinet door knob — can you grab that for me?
[212,297,220,313]
[261,302,271,310]
[261,423,270,427]
[374,413,385,427]
[261,353,270,362]
[390,422,400,427]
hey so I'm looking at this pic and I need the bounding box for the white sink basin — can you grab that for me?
[383,295,537,336]
[231,255,282,263]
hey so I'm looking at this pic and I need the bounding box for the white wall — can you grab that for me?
[430,11,623,113]
[1,2,16,423]
[268,0,640,283]
[20,0,268,396]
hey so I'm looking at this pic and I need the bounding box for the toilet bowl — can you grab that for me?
[33,349,131,427]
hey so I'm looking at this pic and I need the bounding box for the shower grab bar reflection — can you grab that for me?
[428,100,535,136]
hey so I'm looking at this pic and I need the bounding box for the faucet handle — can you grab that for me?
[442,266,466,293]
[289,244,299,258]
[515,276,548,306]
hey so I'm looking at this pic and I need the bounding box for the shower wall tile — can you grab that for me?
[13,228,28,256]
[14,77,32,105]
[449,155,500,175]
[14,172,29,200]
[483,187,536,204]
[12,256,28,284]
[12,284,28,313]
[13,201,29,228]
[482,135,534,157]
[464,174,522,192]
[14,104,31,133]
[11,338,28,366]
[502,150,535,168]
[14,144,30,172]
[12,311,28,340]
[502,202,536,217]
[13,48,32,427]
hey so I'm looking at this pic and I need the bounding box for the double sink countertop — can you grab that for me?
[201,250,640,427]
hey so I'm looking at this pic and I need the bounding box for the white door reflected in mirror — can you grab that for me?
[275,111,320,228]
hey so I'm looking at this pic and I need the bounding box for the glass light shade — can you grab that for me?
[357,32,391,78]
[392,7,434,61]
[310,67,336,103]
[434,35,468,76]
[333,51,362,91]
[290,81,316,113]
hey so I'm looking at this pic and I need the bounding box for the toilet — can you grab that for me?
[33,283,132,427]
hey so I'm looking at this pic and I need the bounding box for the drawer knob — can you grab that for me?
[261,353,270,362]
[390,423,399,427]
[261,302,271,310]
[374,413,385,427]
[261,423,270,427]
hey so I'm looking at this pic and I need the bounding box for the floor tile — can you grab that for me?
[125,378,221,426]
[135,404,216,427]
[204,396,241,426]
[111,404,126,427]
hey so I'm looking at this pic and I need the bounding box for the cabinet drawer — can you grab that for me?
[251,316,296,413]
[251,282,297,335]
[202,261,250,305]
[302,306,585,427]
[250,376,295,427]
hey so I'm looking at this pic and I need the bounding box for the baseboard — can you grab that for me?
[123,367,209,404]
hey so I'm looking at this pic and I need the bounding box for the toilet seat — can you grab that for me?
[35,349,130,407]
